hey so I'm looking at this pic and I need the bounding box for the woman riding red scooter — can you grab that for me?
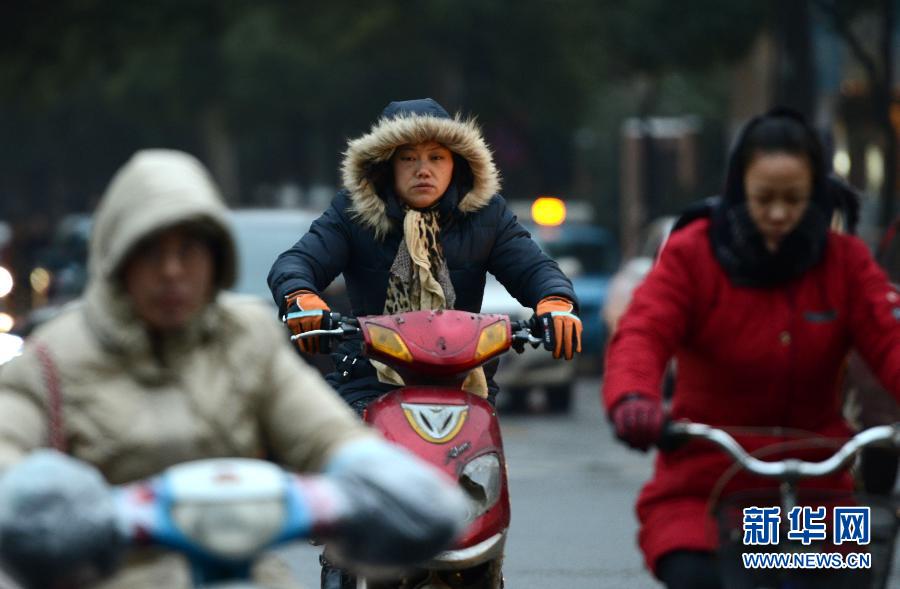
[268,98,583,588]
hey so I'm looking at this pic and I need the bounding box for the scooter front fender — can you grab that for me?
[365,387,511,548]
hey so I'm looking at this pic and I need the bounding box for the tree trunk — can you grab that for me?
[774,0,817,115]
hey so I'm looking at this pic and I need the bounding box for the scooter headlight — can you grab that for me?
[475,322,510,361]
[459,453,501,521]
[171,499,285,560]
[367,324,413,363]
[163,459,288,561]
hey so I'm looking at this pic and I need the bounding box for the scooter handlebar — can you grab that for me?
[291,313,544,352]
[289,313,361,342]
[510,318,543,351]
[660,420,900,481]
[113,459,335,562]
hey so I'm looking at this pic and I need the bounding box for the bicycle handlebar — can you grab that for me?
[662,421,900,481]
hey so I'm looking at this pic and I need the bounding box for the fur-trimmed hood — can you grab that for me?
[341,98,501,239]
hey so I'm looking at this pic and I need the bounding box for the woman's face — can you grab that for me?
[392,141,454,209]
[744,151,813,252]
[123,225,215,333]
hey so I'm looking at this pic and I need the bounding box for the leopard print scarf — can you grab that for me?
[376,207,487,397]
[384,208,455,313]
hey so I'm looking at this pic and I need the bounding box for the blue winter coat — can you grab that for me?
[269,98,576,403]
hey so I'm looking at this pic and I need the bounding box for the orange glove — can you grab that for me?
[284,290,331,354]
[535,296,582,360]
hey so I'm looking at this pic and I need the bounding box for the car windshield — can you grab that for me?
[228,210,318,299]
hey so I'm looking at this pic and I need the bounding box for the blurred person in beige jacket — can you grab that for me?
[0,150,465,589]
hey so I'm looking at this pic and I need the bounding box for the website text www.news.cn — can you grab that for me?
[742,551,872,570]
[741,505,872,570]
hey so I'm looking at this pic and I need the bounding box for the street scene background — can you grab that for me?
[0,2,898,588]
[1,2,897,329]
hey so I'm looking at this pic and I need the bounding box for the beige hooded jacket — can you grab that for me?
[0,150,370,588]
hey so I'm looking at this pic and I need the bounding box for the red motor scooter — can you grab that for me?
[297,309,543,589]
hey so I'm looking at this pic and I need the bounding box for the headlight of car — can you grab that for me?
[0,266,12,298]
[29,267,51,296]
[0,333,23,365]
[171,498,285,560]
[459,453,502,521]
[0,313,13,334]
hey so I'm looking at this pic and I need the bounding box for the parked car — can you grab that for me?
[480,272,577,414]
[602,215,675,336]
[227,208,348,313]
[227,208,351,375]
[526,221,618,370]
[508,198,619,374]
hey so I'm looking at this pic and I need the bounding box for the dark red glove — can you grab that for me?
[610,394,664,451]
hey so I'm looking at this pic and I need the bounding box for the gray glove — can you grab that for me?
[323,438,468,568]
[0,450,121,588]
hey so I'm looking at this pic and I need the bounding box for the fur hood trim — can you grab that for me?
[342,113,501,239]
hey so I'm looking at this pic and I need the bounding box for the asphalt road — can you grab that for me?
[498,378,659,589]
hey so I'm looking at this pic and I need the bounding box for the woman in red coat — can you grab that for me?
[603,109,900,589]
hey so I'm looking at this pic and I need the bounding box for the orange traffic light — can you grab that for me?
[531,197,566,227]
